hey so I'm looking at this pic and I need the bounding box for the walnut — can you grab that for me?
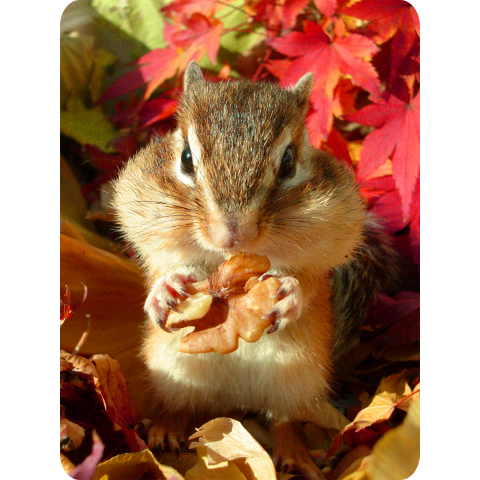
[166,254,280,354]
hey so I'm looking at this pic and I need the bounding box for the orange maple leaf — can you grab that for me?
[167,13,223,66]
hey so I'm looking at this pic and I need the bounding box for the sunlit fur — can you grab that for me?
[112,71,367,423]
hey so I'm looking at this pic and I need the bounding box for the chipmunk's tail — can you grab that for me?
[330,214,405,363]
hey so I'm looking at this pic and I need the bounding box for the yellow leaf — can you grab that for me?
[60,97,118,153]
[186,446,247,480]
[188,418,277,480]
[93,449,184,480]
[366,394,420,480]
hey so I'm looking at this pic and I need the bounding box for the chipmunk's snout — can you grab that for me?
[207,212,258,250]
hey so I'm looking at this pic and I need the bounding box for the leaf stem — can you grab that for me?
[394,388,420,409]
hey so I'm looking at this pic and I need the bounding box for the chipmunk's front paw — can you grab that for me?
[261,276,302,334]
[145,273,197,332]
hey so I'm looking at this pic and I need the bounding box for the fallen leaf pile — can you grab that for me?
[166,253,281,354]
[60,250,420,480]
[60,348,148,474]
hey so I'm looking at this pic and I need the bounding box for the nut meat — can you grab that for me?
[166,253,280,354]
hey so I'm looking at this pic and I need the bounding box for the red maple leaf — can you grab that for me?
[313,0,337,17]
[111,96,178,129]
[98,46,181,103]
[364,291,420,360]
[348,92,419,219]
[341,0,419,88]
[359,175,409,235]
[271,20,381,140]
[167,13,223,66]
[341,0,419,44]
[408,176,419,265]
[247,0,309,34]
[162,0,232,17]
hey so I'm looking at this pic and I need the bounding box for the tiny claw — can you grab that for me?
[157,313,172,333]
[261,309,278,321]
[167,300,181,313]
[179,288,191,298]
[273,287,288,300]
[152,443,164,454]
[134,419,152,437]
[267,318,281,334]
[263,308,281,334]
[175,446,181,459]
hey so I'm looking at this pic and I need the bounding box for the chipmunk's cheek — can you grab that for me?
[262,276,303,332]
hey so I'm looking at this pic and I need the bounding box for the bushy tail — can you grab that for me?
[330,214,404,363]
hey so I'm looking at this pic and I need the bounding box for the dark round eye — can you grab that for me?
[278,147,296,179]
[181,145,195,177]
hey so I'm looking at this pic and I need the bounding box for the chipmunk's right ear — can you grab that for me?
[293,72,314,105]
[184,61,205,92]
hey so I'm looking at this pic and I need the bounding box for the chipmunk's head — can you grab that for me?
[114,62,365,272]
[174,62,363,268]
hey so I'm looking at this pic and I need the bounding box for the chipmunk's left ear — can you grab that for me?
[184,61,205,92]
[293,72,314,104]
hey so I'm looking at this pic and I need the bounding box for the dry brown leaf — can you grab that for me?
[187,417,277,480]
[345,371,411,429]
[336,456,369,480]
[327,370,413,456]
[186,447,247,480]
[329,392,420,480]
[92,449,185,480]
[166,254,281,354]
[61,350,98,377]
[365,393,420,480]
[331,445,371,480]
[90,354,139,430]
[60,233,148,408]
[61,349,147,455]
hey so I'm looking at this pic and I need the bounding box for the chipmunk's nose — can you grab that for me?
[207,214,258,250]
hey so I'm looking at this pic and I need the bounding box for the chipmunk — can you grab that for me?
[113,61,400,479]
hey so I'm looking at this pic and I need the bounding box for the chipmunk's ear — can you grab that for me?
[184,61,205,92]
[293,72,314,104]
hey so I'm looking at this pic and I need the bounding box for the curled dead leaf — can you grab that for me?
[365,393,420,480]
[166,254,281,354]
[92,449,184,480]
[90,354,139,430]
[187,417,277,480]
[61,349,147,458]
[327,370,414,457]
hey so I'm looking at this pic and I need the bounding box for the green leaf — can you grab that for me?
[198,0,265,76]
[60,97,118,153]
[216,0,265,54]
[91,0,166,50]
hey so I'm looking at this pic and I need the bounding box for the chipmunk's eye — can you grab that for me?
[278,146,296,179]
[181,145,195,177]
